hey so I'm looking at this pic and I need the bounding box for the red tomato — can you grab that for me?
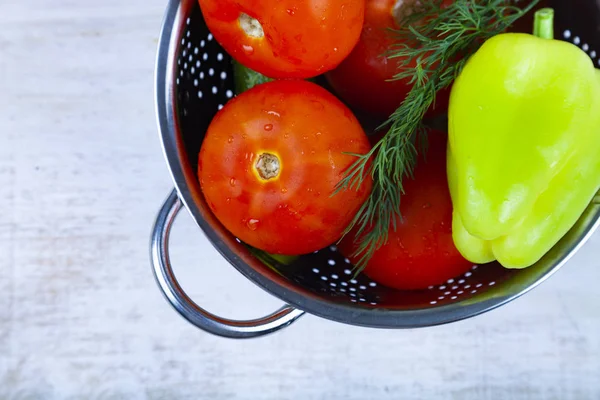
[325,0,452,119]
[199,80,372,255]
[198,0,365,79]
[339,131,472,290]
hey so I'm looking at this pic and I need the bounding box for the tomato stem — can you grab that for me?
[239,13,264,38]
[533,8,554,40]
[392,0,421,26]
[255,153,280,180]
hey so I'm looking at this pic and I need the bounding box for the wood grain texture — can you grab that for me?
[1,0,599,398]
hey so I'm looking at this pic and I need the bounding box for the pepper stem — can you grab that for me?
[533,8,554,40]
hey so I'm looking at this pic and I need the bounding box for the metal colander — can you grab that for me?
[151,0,600,338]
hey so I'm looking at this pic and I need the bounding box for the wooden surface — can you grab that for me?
[1,1,599,398]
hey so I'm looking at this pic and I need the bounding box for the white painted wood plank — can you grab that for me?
[0,0,599,398]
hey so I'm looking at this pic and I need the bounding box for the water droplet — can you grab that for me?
[283,133,289,139]
[302,135,308,140]
[315,132,322,137]
[229,178,236,187]
[242,44,254,55]
[226,198,231,204]
[286,8,295,16]
[281,188,288,194]
[246,219,260,230]
[311,100,325,111]
[267,110,281,118]
[264,124,273,131]
[333,47,338,52]
[228,136,234,143]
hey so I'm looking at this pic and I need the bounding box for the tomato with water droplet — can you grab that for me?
[199,80,372,255]
[198,0,365,78]
[325,0,453,119]
[339,131,472,290]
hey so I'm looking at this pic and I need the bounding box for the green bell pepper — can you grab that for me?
[448,8,600,269]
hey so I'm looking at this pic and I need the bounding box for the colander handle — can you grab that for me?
[150,189,305,339]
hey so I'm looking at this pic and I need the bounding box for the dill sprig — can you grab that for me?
[336,0,541,270]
